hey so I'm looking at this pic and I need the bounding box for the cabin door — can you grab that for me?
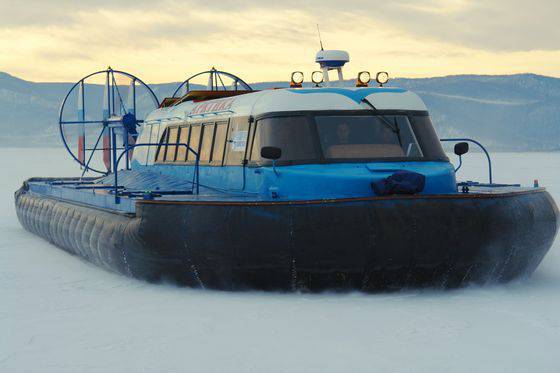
[225,116,251,191]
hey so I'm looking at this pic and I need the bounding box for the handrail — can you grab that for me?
[440,138,493,184]
[113,142,200,203]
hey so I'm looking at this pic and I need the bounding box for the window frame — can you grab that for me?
[176,124,191,162]
[248,119,261,162]
[210,120,230,166]
[247,109,447,166]
[155,128,170,163]
[154,120,235,167]
[153,111,441,168]
[185,123,203,164]
[199,122,216,164]
[224,116,251,166]
[163,126,181,163]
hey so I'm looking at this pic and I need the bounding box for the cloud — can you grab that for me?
[138,0,560,52]
[2,0,558,51]
[373,0,560,51]
[0,0,558,82]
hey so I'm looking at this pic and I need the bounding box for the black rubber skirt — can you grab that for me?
[15,183,559,291]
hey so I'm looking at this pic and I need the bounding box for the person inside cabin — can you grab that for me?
[321,123,352,148]
[336,123,351,144]
[320,117,405,158]
[332,122,396,146]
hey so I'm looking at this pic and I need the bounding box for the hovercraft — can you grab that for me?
[15,51,559,291]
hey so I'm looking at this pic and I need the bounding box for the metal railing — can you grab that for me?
[440,138,493,184]
[113,142,200,203]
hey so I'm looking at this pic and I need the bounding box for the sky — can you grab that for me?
[1,0,559,83]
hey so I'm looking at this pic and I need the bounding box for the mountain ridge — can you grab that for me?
[0,72,558,151]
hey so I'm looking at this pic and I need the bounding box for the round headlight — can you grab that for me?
[291,71,304,85]
[358,71,371,85]
[311,71,323,85]
[376,71,389,86]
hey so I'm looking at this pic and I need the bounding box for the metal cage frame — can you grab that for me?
[58,68,160,175]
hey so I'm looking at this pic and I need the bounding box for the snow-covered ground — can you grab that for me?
[1,148,559,373]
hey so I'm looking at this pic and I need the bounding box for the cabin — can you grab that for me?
[131,86,457,200]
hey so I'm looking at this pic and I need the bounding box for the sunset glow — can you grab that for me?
[1,0,559,82]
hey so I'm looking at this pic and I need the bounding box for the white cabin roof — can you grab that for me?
[144,86,428,124]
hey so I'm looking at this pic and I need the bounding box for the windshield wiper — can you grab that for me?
[392,116,402,147]
[361,98,402,146]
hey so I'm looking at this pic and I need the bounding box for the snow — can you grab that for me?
[1,148,559,373]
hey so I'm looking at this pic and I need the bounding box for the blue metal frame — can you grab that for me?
[440,138,493,184]
[113,143,200,203]
[58,68,160,175]
[172,68,253,97]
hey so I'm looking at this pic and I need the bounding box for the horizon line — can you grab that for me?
[1,70,559,85]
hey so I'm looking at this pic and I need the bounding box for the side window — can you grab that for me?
[165,127,179,162]
[155,128,169,163]
[148,123,164,165]
[134,122,152,165]
[199,123,215,162]
[211,122,228,165]
[250,122,261,161]
[255,116,315,162]
[410,115,448,160]
[225,117,249,165]
[187,125,202,162]
[396,116,423,157]
[176,125,190,162]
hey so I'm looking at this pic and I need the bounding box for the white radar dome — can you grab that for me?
[315,50,350,69]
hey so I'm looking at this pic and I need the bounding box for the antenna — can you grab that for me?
[316,24,324,50]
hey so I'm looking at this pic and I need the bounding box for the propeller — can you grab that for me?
[58,68,159,175]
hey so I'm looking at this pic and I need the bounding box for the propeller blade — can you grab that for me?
[102,71,111,172]
[119,78,136,164]
[207,69,214,91]
[77,81,85,165]
[126,79,136,115]
[102,72,110,120]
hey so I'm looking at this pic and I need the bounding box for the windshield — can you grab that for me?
[251,113,446,165]
[316,115,423,159]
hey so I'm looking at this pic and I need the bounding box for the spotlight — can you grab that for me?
[290,71,304,87]
[356,71,371,87]
[376,71,389,86]
[311,71,323,85]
